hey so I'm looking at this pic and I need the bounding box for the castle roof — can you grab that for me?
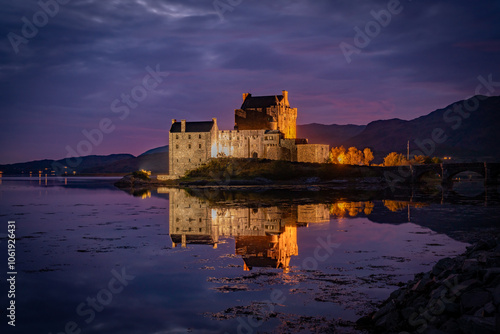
[241,95,284,109]
[170,120,215,133]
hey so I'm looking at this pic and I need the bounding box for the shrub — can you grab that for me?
[132,170,150,180]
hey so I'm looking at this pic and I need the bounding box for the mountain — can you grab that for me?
[0,146,170,175]
[0,154,134,175]
[81,151,168,174]
[344,95,500,160]
[298,95,500,162]
[139,145,169,156]
[297,124,365,146]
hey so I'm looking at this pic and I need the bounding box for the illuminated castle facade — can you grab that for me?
[168,91,329,177]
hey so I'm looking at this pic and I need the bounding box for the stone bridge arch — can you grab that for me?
[441,163,486,184]
[382,162,500,188]
[412,164,442,183]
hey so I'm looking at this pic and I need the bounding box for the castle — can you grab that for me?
[168,91,329,177]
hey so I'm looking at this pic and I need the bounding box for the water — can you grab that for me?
[0,177,499,333]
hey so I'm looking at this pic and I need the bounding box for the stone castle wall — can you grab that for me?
[169,130,214,177]
[296,144,329,164]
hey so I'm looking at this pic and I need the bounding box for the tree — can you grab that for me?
[383,152,409,166]
[363,148,374,166]
[344,147,364,165]
[328,146,346,164]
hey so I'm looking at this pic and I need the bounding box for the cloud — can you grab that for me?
[0,0,499,163]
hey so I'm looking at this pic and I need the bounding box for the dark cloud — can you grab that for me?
[0,0,499,163]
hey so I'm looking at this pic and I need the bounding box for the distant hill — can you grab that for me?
[297,124,365,146]
[81,151,168,174]
[139,145,169,156]
[0,154,134,175]
[344,95,500,161]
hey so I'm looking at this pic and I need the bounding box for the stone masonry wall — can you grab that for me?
[296,144,329,163]
[169,129,215,177]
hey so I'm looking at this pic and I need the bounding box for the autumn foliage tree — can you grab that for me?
[363,148,374,166]
[383,152,409,166]
[328,146,374,165]
[328,146,346,164]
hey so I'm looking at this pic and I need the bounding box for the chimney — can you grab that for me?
[282,90,289,106]
[242,93,251,101]
[171,119,177,124]
[181,119,186,132]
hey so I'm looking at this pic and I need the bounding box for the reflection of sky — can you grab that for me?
[0,178,475,333]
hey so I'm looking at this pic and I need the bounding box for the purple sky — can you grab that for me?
[1,0,499,164]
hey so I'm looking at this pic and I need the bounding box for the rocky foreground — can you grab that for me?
[357,236,500,333]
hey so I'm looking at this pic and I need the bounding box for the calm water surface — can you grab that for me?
[0,177,499,333]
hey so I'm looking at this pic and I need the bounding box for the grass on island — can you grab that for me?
[183,158,379,182]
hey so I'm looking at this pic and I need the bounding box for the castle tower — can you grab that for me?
[234,91,297,139]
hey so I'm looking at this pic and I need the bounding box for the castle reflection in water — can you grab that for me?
[165,189,428,273]
[168,189,330,273]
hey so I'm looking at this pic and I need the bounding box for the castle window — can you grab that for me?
[188,144,191,149]
[188,158,191,162]
[188,134,191,139]
[199,228,202,232]
[199,218,202,222]
[199,158,202,162]
[199,134,202,139]
[199,144,202,149]
[176,144,179,149]
[176,135,179,139]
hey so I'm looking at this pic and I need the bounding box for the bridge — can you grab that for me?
[383,162,500,186]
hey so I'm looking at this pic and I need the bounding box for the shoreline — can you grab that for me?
[356,236,500,333]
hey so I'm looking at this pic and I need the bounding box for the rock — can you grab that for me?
[412,296,429,309]
[432,257,455,277]
[422,326,448,334]
[493,284,500,306]
[460,288,491,313]
[458,315,496,334]
[449,279,480,296]
[401,306,416,319]
[412,273,434,292]
[372,301,396,321]
[477,251,489,264]
[462,258,480,272]
[474,301,496,317]
[439,318,461,334]
[443,301,460,315]
[467,240,490,254]
[430,285,447,300]
[114,174,134,187]
[483,301,496,315]
[374,309,400,331]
